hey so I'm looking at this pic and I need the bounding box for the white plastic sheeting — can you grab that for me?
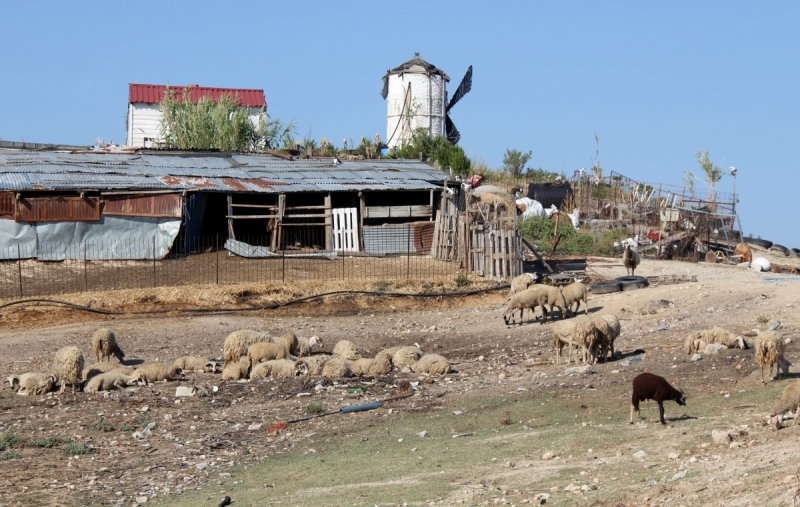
[0,216,181,260]
[224,239,337,259]
[515,198,545,219]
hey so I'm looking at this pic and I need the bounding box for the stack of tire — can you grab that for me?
[745,237,800,259]
[591,276,648,294]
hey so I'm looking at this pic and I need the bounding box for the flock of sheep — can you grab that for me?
[503,273,800,428]
[3,328,454,397]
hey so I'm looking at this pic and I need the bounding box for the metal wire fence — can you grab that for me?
[0,224,460,299]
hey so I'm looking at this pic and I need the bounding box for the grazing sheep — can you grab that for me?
[683,327,747,355]
[84,369,135,393]
[552,320,598,365]
[348,358,392,377]
[593,314,621,361]
[92,328,125,363]
[630,372,686,425]
[375,346,402,366]
[53,346,85,393]
[508,273,539,299]
[129,363,185,385]
[5,373,56,396]
[770,379,800,429]
[247,342,291,364]
[755,331,791,383]
[83,363,134,382]
[411,354,451,375]
[250,359,307,379]
[623,243,640,276]
[392,346,424,369]
[561,282,589,316]
[332,340,362,361]
[172,356,218,373]
[303,354,331,376]
[223,330,270,366]
[503,286,550,325]
[294,335,323,357]
[221,357,252,381]
[321,357,352,378]
[270,331,299,357]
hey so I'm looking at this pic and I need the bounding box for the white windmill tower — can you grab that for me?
[381,53,472,150]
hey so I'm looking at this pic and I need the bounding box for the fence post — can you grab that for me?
[17,244,23,298]
[406,224,411,279]
[216,234,220,285]
[152,236,156,288]
[84,243,88,292]
[282,248,285,283]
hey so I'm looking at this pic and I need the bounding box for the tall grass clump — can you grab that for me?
[518,216,629,255]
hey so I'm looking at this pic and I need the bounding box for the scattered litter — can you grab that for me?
[452,433,474,438]
[657,326,668,331]
[627,356,642,362]
[763,277,800,284]
[691,354,702,362]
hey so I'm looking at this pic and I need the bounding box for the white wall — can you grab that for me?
[127,103,264,148]
[386,73,446,150]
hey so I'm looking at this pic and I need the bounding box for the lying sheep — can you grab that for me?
[223,330,270,366]
[508,273,539,298]
[755,331,791,383]
[53,346,85,393]
[623,243,641,276]
[392,346,424,370]
[503,287,549,325]
[294,335,323,357]
[303,354,331,376]
[84,369,135,393]
[92,328,125,363]
[221,357,251,381]
[630,372,686,425]
[83,363,134,382]
[250,359,308,379]
[375,346,402,367]
[332,340,362,361]
[593,314,621,361]
[552,320,597,365]
[348,358,392,377]
[411,354,451,375]
[270,331,299,357]
[5,373,56,396]
[248,342,291,364]
[770,379,800,429]
[172,356,218,373]
[129,363,185,385]
[321,357,352,378]
[683,327,747,355]
[561,281,589,316]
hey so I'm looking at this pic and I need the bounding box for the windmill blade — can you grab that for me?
[445,115,461,145]
[446,65,472,112]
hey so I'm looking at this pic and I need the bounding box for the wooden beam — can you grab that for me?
[226,215,278,219]
[324,193,332,251]
[364,205,432,218]
[271,194,285,252]
[429,189,434,221]
[226,194,235,240]
[230,204,277,209]
[358,191,365,252]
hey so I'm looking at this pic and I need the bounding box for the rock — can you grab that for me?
[417,431,429,438]
[729,441,741,449]
[135,497,148,504]
[689,456,698,463]
[541,452,555,460]
[175,386,197,397]
[615,451,623,457]
[247,423,262,431]
[668,452,679,459]
[704,344,727,354]
[564,365,593,375]
[712,430,732,444]
[672,471,686,480]
[533,493,550,504]
[632,450,647,459]
[691,354,702,362]
[564,483,580,492]
[196,462,208,470]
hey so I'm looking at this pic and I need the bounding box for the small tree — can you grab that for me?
[502,149,532,177]
[589,132,603,182]
[695,150,724,202]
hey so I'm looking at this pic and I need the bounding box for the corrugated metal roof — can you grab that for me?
[129,84,266,108]
[0,149,446,193]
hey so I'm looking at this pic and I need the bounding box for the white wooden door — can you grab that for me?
[331,207,359,252]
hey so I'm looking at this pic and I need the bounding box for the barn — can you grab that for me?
[0,144,447,260]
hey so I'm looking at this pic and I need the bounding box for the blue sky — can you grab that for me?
[1,2,797,247]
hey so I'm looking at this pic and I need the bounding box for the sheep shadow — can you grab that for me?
[665,413,696,422]
[120,359,145,367]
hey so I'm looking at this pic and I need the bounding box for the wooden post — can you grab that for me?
[215,234,220,285]
[83,242,88,291]
[429,189,434,221]
[272,194,285,252]
[226,194,235,240]
[152,236,157,288]
[17,244,23,298]
[324,193,332,251]
[358,192,365,252]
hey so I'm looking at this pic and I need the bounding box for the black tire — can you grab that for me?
[745,237,773,249]
[590,280,623,294]
[616,275,649,291]
[771,244,789,256]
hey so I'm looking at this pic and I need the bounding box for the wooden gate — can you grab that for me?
[331,207,359,252]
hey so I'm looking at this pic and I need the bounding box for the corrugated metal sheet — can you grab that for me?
[0,149,446,194]
[104,193,182,218]
[129,84,266,108]
[15,197,100,222]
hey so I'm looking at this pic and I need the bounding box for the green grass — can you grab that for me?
[305,402,323,415]
[92,419,115,432]
[0,432,23,451]
[62,442,92,455]
[35,436,66,448]
[518,216,630,255]
[455,272,470,287]
[0,451,20,460]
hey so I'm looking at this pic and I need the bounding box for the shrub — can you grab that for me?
[0,451,20,460]
[35,436,65,448]
[0,433,22,451]
[305,402,323,415]
[63,442,92,455]
[455,272,470,287]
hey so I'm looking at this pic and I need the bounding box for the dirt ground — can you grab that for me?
[1,252,800,507]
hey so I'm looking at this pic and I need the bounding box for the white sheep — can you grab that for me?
[294,335,323,357]
[348,358,392,377]
[270,331,299,357]
[755,331,791,383]
[250,359,308,379]
[84,369,135,393]
[552,320,597,365]
[53,346,85,393]
[508,273,539,298]
[683,327,747,355]
[411,354,451,375]
[593,314,621,360]
[623,243,640,276]
[561,282,589,316]
[83,363,134,382]
[770,379,800,429]
[392,346,424,370]
[172,356,219,373]
[5,373,56,396]
[503,287,550,325]
[92,328,125,363]
[375,346,402,367]
[128,363,185,385]
[247,342,291,364]
[321,357,352,378]
[221,357,251,380]
[302,354,331,376]
[332,340,362,361]
[223,330,270,366]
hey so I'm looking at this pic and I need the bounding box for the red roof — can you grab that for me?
[128,84,266,108]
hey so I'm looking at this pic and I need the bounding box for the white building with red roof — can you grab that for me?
[126,84,267,147]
